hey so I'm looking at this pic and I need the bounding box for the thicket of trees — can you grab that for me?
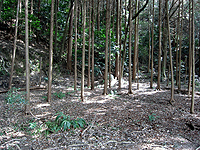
[0,0,199,114]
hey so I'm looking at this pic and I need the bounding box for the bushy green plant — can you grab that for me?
[45,112,86,134]
[53,92,65,99]
[5,88,26,109]
[148,113,159,122]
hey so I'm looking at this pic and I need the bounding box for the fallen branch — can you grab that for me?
[0,86,47,94]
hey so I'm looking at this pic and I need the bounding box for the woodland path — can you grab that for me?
[0,74,200,150]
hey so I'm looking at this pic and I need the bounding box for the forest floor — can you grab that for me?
[0,73,200,150]
[0,30,200,149]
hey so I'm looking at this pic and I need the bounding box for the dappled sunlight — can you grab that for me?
[36,103,50,108]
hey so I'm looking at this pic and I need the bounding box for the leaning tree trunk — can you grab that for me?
[9,0,20,89]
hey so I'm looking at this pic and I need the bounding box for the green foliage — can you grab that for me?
[53,92,65,99]
[5,88,27,109]
[148,113,159,122]
[45,112,86,134]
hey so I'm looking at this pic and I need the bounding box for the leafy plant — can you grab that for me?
[148,113,159,122]
[45,112,86,134]
[53,92,65,99]
[5,88,26,109]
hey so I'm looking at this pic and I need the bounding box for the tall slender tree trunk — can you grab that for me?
[103,0,109,95]
[157,0,161,90]
[178,0,183,90]
[191,0,195,114]
[74,0,77,91]
[60,1,74,59]
[0,0,3,20]
[25,0,30,114]
[150,0,154,88]
[9,0,20,89]
[148,4,151,73]
[54,0,58,54]
[47,0,54,103]
[109,0,112,88]
[97,0,100,31]
[128,0,133,94]
[162,19,168,80]
[166,0,174,103]
[67,4,74,71]
[87,0,91,88]
[118,0,122,90]
[133,0,138,81]
[91,0,95,90]
[188,0,192,97]
[81,0,86,101]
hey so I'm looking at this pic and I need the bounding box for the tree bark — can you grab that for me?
[178,0,183,90]
[133,0,138,81]
[128,0,133,94]
[191,0,195,114]
[91,0,95,90]
[9,0,20,89]
[25,0,30,114]
[166,0,174,103]
[150,0,154,89]
[87,0,91,88]
[47,0,54,103]
[157,0,161,90]
[67,4,74,71]
[81,0,86,101]
[74,0,77,91]
[103,0,110,95]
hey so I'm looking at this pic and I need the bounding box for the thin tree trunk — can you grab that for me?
[9,0,20,89]
[91,0,95,90]
[109,0,112,88]
[25,0,30,114]
[157,0,161,90]
[133,0,138,81]
[148,4,151,73]
[39,57,42,87]
[191,0,195,114]
[87,0,91,88]
[188,0,192,97]
[150,0,154,88]
[166,0,174,103]
[74,0,77,91]
[81,0,86,101]
[47,0,54,103]
[103,0,109,95]
[67,4,74,72]
[178,0,183,90]
[0,0,3,20]
[118,0,122,90]
[97,0,100,31]
[60,1,74,59]
[128,0,133,94]
[54,0,58,54]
